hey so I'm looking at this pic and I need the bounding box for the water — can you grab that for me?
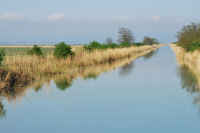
[0,46,200,132]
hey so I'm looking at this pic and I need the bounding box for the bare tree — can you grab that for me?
[118,27,134,44]
[143,36,159,45]
[105,37,113,44]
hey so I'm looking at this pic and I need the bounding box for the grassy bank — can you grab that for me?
[171,44,200,90]
[171,44,200,108]
[0,45,160,101]
[2,45,160,76]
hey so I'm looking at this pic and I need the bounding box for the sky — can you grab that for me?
[0,0,200,44]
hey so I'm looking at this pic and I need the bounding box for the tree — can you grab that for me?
[54,42,74,59]
[143,36,159,45]
[105,37,113,44]
[118,27,134,44]
[177,23,200,50]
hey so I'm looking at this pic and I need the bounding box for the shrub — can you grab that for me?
[184,42,200,52]
[119,42,132,47]
[107,43,119,48]
[134,42,144,46]
[0,49,5,65]
[177,23,200,51]
[54,42,74,58]
[27,45,43,56]
[84,41,103,51]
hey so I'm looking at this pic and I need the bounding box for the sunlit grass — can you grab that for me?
[2,45,159,77]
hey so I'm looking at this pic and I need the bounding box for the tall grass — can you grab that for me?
[0,46,159,101]
[3,45,159,77]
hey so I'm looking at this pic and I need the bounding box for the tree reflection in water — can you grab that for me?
[55,78,72,91]
[0,49,155,118]
[0,102,6,119]
[177,64,200,110]
[119,61,135,76]
[143,49,159,60]
[177,65,199,93]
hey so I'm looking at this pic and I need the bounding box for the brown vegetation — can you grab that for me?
[3,45,160,77]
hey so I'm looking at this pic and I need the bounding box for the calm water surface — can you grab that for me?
[1,46,200,132]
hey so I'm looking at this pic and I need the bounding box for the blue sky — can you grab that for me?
[0,0,199,44]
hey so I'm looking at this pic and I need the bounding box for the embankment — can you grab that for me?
[0,45,161,99]
[171,44,200,91]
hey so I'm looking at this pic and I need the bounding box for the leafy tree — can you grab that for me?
[0,49,5,65]
[118,27,135,45]
[27,45,43,56]
[54,42,74,58]
[177,23,200,51]
[143,36,159,45]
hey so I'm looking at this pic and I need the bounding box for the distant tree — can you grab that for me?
[177,23,200,50]
[143,36,159,45]
[118,27,135,44]
[27,45,43,56]
[105,37,113,44]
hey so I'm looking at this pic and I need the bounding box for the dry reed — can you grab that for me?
[3,45,160,77]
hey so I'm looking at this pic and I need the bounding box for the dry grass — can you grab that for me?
[171,44,200,90]
[1,46,159,101]
[2,45,160,77]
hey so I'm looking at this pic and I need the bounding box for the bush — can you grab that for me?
[107,43,119,48]
[184,42,200,52]
[0,49,5,65]
[54,42,74,59]
[84,41,104,51]
[134,42,144,46]
[177,23,200,51]
[27,45,43,56]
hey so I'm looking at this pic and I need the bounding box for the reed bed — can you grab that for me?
[1,46,158,102]
[3,45,159,77]
[171,44,200,91]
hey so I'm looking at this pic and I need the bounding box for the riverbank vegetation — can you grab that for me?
[177,23,200,52]
[0,47,158,102]
[0,27,161,89]
[171,45,200,107]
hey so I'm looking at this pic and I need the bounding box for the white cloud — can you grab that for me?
[152,16,161,22]
[48,13,65,21]
[0,13,24,21]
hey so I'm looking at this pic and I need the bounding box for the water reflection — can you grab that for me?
[119,61,135,76]
[55,78,72,91]
[34,84,43,92]
[143,49,159,60]
[0,102,6,118]
[177,65,199,93]
[172,45,200,111]
[0,50,156,103]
